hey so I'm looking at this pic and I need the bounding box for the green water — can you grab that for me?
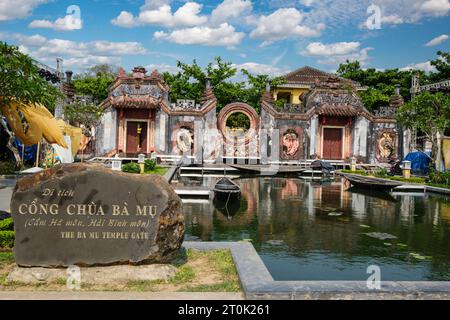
[181,177,450,281]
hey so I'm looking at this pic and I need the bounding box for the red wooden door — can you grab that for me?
[126,122,148,154]
[126,122,138,154]
[323,128,343,159]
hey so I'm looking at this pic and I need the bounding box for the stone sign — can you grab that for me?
[10,163,184,267]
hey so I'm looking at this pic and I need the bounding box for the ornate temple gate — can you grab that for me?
[217,103,260,163]
[120,108,156,156]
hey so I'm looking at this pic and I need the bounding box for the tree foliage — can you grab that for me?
[63,102,105,134]
[396,92,450,163]
[337,51,450,111]
[429,51,450,82]
[337,60,416,111]
[162,56,285,113]
[73,64,117,102]
[0,41,62,112]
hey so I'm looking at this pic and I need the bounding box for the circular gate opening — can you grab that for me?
[225,112,251,138]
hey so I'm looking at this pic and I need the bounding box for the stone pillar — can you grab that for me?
[309,115,318,158]
[117,110,125,153]
[403,129,411,157]
[158,112,167,153]
[353,116,368,159]
[194,119,203,164]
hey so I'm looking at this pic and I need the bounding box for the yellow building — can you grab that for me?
[273,66,365,105]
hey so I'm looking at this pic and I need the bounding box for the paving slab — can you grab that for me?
[0,292,244,300]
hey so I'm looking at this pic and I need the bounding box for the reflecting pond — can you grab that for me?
[179,176,450,281]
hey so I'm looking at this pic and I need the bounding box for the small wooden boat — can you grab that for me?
[342,174,403,191]
[213,177,241,199]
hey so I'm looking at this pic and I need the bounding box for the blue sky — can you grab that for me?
[1,0,450,76]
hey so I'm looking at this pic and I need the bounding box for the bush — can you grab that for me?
[341,169,367,175]
[374,168,388,178]
[122,162,141,174]
[0,162,16,175]
[429,170,450,186]
[144,159,157,172]
[0,218,13,231]
[389,177,426,184]
[0,231,14,248]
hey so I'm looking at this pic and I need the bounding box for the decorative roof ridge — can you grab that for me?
[283,65,334,79]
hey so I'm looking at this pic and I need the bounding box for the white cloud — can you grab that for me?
[420,0,450,16]
[247,8,325,46]
[0,0,49,21]
[112,2,207,28]
[301,41,373,66]
[154,23,245,48]
[1,32,148,69]
[400,61,437,73]
[29,14,83,31]
[145,63,180,74]
[111,11,138,28]
[425,34,449,47]
[296,0,450,31]
[234,62,287,76]
[210,0,252,25]
[299,0,317,6]
[64,56,121,69]
[302,41,361,56]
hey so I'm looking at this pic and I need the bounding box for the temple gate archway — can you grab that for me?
[217,102,260,163]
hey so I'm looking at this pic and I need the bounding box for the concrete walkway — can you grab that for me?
[0,178,16,213]
[0,292,244,300]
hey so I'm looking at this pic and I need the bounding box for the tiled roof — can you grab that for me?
[106,96,161,109]
[283,66,335,84]
[317,105,359,117]
[281,66,362,88]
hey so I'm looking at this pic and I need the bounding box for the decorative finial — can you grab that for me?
[205,77,212,89]
[265,79,271,93]
[65,71,73,83]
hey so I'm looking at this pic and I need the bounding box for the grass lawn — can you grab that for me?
[144,166,169,176]
[0,249,242,293]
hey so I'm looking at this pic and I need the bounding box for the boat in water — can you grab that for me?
[342,174,403,191]
[213,177,241,200]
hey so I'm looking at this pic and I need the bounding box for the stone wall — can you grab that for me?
[95,107,117,156]
[368,121,401,164]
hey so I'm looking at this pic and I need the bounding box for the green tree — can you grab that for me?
[396,92,450,164]
[163,56,286,113]
[359,88,391,111]
[430,51,450,82]
[240,69,286,112]
[163,57,244,111]
[73,64,117,102]
[63,102,105,134]
[337,60,418,110]
[0,42,62,112]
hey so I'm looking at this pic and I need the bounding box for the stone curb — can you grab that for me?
[0,175,18,180]
[183,242,450,300]
[0,291,244,300]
